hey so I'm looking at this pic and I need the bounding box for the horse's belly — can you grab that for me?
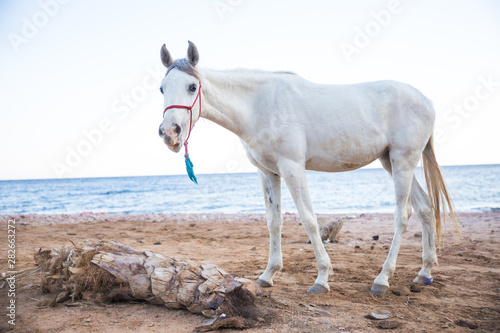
[305,139,386,172]
[305,156,377,172]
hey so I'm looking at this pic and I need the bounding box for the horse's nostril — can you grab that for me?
[159,125,164,138]
[174,124,181,135]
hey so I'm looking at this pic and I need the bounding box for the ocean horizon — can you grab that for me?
[1,164,498,215]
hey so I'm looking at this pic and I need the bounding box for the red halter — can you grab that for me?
[163,81,202,155]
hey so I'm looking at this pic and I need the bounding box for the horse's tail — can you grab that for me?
[422,136,461,246]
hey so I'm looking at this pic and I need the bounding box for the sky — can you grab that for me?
[0,0,499,180]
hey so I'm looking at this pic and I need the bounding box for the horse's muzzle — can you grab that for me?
[159,123,182,152]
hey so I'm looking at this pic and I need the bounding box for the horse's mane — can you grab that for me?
[166,58,201,80]
[166,59,295,80]
[219,68,296,76]
[272,70,296,75]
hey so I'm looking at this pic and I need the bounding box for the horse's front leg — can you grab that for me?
[256,169,283,288]
[280,162,333,293]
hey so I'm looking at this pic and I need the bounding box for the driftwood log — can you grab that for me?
[34,240,263,330]
[307,218,344,243]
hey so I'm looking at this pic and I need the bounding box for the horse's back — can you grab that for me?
[247,75,435,173]
[264,76,434,124]
[294,79,435,172]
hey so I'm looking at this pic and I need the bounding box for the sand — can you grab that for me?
[0,212,499,332]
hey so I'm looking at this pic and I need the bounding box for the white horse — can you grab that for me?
[158,41,459,294]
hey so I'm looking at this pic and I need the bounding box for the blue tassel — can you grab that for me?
[184,153,198,185]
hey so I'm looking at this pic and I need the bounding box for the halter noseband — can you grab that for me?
[162,81,202,155]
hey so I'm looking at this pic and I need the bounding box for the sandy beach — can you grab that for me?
[1,212,499,332]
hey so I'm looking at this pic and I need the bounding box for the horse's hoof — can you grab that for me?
[370,283,389,294]
[414,275,433,285]
[256,279,273,288]
[307,283,329,294]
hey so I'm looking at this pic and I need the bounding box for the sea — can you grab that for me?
[0,165,498,215]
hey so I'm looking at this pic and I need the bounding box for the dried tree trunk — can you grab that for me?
[34,241,262,329]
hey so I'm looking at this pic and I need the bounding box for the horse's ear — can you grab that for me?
[187,41,199,67]
[161,44,173,68]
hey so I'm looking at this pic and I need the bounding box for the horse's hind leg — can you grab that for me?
[371,151,418,294]
[411,177,437,284]
[378,152,412,220]
[256,169,284,288]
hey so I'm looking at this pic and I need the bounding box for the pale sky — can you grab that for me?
[1,0,499,180]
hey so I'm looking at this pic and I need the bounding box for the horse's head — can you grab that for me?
[158,41,201,153]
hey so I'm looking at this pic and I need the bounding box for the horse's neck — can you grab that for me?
[200,69,270,140]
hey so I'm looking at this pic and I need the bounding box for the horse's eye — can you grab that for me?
[159,87,163,94]
[189,84,197,93]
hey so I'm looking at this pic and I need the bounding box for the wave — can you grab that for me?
[100,189,135,196]
[470,207,500,213]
